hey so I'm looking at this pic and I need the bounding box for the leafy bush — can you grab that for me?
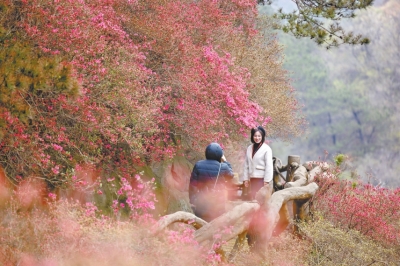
[312,173,400,246]
[299,159,400,264]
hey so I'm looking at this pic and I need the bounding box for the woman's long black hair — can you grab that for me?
[250,126,266,144]
[250,126,266,157]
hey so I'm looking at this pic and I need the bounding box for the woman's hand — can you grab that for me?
[264,182,269,186]
[244,180,249,187]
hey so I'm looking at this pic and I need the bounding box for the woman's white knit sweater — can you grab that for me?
[242,143,273,183]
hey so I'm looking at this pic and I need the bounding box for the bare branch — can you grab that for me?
[153,211,207,235]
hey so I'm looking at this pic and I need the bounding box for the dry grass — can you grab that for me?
[1,185,399,266]
[0,198,204,266]
[298,216,400,266]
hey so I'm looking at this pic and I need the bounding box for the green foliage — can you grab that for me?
[333,153,346,166]
[0,32,79,127]
[259,0,373,48]
[0,9,83,183]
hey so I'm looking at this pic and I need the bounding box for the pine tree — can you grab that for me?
[258,0,373,48]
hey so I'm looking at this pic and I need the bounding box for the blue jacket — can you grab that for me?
[189,143,233,195]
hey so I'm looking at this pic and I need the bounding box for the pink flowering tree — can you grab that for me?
[0,0,300,220]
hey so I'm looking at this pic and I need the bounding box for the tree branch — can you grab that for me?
[153,211,207,235]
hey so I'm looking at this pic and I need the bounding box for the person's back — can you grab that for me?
[189,143,233,221]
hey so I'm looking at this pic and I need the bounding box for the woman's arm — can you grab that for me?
[263,145,273,183]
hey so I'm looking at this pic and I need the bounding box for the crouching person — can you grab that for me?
[189,143,234,222]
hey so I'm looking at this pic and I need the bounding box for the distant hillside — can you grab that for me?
[269,0,400,188]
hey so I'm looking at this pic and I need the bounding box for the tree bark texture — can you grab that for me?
[251,182,319,253]
[286,155,301,182]
[273,157,287,190]
[284,164,308,188]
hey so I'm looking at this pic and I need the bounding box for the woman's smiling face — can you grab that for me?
[253,131,262,144]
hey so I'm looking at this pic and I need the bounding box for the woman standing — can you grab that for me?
[242,126,273,200]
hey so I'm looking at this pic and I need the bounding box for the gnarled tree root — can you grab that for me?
[154,183,319,260]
